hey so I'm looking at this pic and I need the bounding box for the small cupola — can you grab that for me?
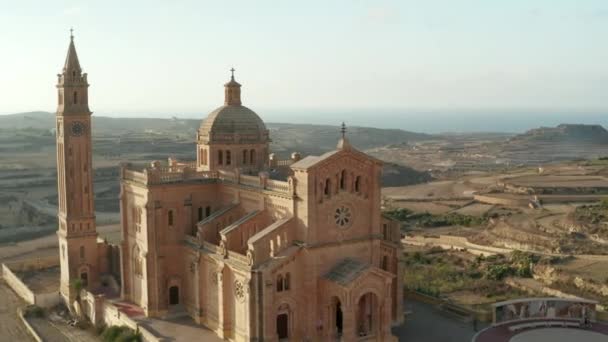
[224,68,242,106]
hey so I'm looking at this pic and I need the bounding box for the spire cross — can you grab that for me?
[70,27,74,39]
[230,67,235,80]
[341,122,347,138]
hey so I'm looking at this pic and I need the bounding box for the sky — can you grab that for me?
[1,0,607,129]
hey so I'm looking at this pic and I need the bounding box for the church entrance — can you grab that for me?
[276,313,288,340]
[356,292,378,337]
[80,272,88,287]
[169,286,179,305]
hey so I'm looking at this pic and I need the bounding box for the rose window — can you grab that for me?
[334,206,352,227]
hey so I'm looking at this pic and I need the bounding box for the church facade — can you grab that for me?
[56,34,404,341]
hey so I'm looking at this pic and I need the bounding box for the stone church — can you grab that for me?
[56,33,404,341]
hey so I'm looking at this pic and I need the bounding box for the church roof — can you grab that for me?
[323,258,370,286]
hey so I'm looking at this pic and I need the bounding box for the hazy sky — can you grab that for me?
[1,0,607,117]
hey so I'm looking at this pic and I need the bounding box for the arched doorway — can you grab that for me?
[331,297,343,337]
[169,286,179,305]
[356,292,378,337]
[80,272,88,287]
[276,313,288,340]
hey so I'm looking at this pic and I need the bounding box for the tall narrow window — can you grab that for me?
[80,246,85,259]
[324,179,331,196]
[242,150,248,164]
[226,150,232,165]
[73,91,78,104]
[340,170,346,190]
[355,176,361,193]
[198,207,203,221]
[250,149,256,164]
[205,206,211,217]
[168,210,174,226]
[218,150,223,165]
[277,275,284,292]
[382,256,388,271]
[284,273,291,291]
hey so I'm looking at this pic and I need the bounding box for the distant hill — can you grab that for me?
[0,112,434,156]
[510,124,608,144]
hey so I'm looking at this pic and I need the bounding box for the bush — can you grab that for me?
[24,305,44,318]
[102,326,142,342]
[384,208,412,221]
[484,264,512,280]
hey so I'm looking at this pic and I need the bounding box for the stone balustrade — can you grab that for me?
[121,161,292,195]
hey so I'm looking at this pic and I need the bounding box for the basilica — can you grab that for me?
[56,33,404,341]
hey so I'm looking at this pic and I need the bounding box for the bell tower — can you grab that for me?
[56,30,98,302]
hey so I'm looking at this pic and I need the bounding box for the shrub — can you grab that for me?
[102,326,142,342]
[384,208,412,221]
[25,305,44,318]
[484,264,512,280]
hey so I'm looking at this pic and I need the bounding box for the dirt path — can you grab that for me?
[0,281,35,341]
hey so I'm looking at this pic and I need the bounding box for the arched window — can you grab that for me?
[218,150,223,165]
[242,150,248,164]
[340,170,346,190]
[277,274,284,292]
[198,207,203,221]
[73,91,78,104]
[80,246,85,259]
[250,149,256,164]
[168,210,174,226]
[355,176,361,193]
[284,273,291,291]
[226,150,232,165]
[324,179,331,196]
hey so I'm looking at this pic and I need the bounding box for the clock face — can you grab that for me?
[334,205,353,228]
[71,121,86,137]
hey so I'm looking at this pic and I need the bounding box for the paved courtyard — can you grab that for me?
[0,281,34,341]
[138,316,223,342]
[393,299,484,342]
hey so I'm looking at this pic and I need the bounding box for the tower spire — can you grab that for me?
[63,29,82,74]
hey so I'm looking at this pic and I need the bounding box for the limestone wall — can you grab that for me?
[1,263,35,304]
[1,256,62,308]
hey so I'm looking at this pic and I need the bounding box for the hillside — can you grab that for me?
[0,112,433,156]
[509,124,608,144]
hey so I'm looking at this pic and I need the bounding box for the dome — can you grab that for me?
[198,70,269,144]
[199,104,267,138]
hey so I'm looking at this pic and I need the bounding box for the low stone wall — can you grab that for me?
[1,263,35,304]
[18,308,43,342]
[101,300,164,342]
[1,255,61,308]
[474,194,528,207]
